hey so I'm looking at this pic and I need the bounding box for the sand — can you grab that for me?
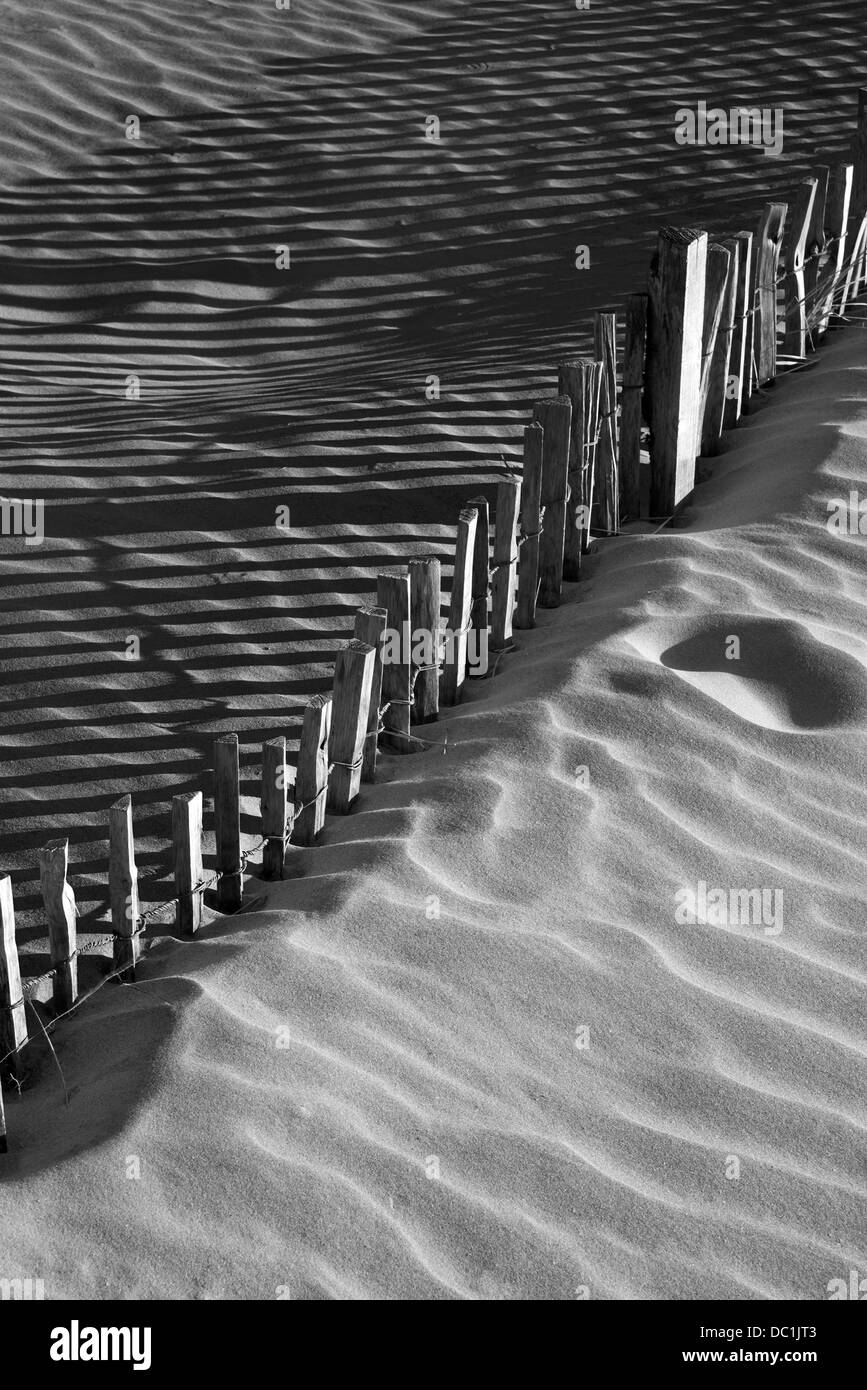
[0,0,865,1299]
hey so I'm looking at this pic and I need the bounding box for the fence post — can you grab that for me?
[695,241,731,457]
[294,694,333,844]
[376,570,414,752]
[593,313,619,535]
[532,396,572,606]
[261,737,287,879]
[0,875,27,1077]
[354,605,389,778]
[328,640,376,814]
[490,478,520,654]
[852,89,867,292]
[173,791,204,935]
[620,295,648,522]
[781,178,817,359]
[822,162,854,329]
[647,226,707,515]
[724,231,753,428]
[700,239,737,457]
[752,202,787,387]
[214,734,243,913]
[0,1085,6,1153]
[803,166,829,348]
[408,561,441,721]
[38,839,78,1012]
[467,496,490,667]
[441,506,478,706]
[109,794,139,978]
[514,422,544,629]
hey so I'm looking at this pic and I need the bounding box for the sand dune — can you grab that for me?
[1,0,866,1299]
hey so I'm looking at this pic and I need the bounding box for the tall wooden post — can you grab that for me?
[354,605,389,778]
[38,839,78,1012]
[490,478,520,653]
[782,179,818,359]
[820,163,854,332]
[724,231,753,428]
[261,737,287,879]
[647,226,707,515]
[700,239,737,457]
[593,313,619,535]
[620,295,648,522]
[328,640,376,814]
[852,89,867,292]
[0,1085,6,1153]
[376,570,414,753]
[803,166,829,348]
[173,791,204,935]
[109,794,139,977]
[214,734,243,913]
[532,396,572,606]
[752,202,787,387]
[695,241,731,456]
[408,561,441,722]
[0,875,27,1076]
[467,495,490,668]
[294,694,333,844]
[560,359,602,571]
[514,423,544,629]
[441,506,478,706]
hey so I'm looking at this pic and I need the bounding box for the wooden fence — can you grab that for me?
[3,102,867,1154]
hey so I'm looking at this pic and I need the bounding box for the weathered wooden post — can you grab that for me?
[376,570,413,752]
[441,506,478,706]
[724,231,753,428]
[695,241,731,456]
[328,640,376,814]
[852,89,867,293]
[803,166,829,347]
[752,202,787,387]
[839,212,867,316]
[593,313,619,535]
[490,478,520,653]
[173,791,204,935]
[701,239,737,457]
[214,734,243,913]
[294,694,333,843]
[646,226,707,516]
[261,737,287,879]
[532,396,572,606]
[467,495,490,667]
[620,295,648,522]
[514,422,544,629]
[0,1084,6,1153]
[408,561,440,723]
[354,605,389,777]
[109,794,139,977]
[38,839,78,1012]
[821,163,854,330]
[781,179,817,359]
[0,875,27,1076]
[559,359,602,572]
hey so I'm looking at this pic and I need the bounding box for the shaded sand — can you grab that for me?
[2,330,865,1299]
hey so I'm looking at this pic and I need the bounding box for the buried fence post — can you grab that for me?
[593,313,619,535]
[782,178,818,359]
[821,162,854,331]
[0,875,27,1076]
[441,506,478,706]
[803,165,829,348]
[696,240,731,457]
[532,396,572,606]
[376,570,414,752]
[646,226,707,516]
[38,838,78,1012]
[559,359,601,573]
[852,89,867,293]
[294,694,333,844]
[408,561,441,722]
[0,1084,6,1153]
[173,791,204,935]
[261,737,287,879]
[752,202,787,387]
[214,734,243,913]
[724,231,754,428]
[467,495,490,666]
[328,640,376,814]
[701,238,738,457]
[490,477,521,653]
[514,422,544,629]
[354,605,389,776]
[109,794,139,978]
[620,295,648,522]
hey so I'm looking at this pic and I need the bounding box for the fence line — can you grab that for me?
[3,109,867,1153]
